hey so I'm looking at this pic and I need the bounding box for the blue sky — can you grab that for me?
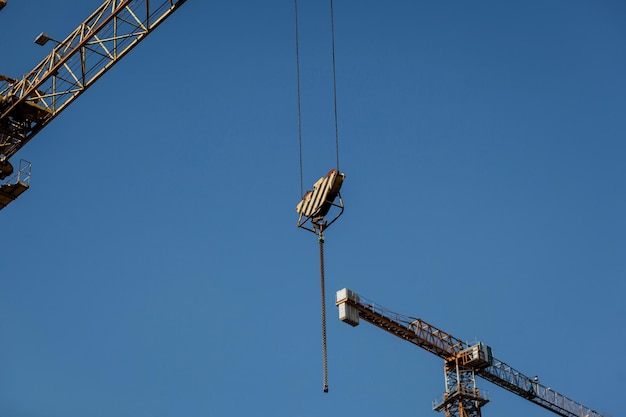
[1,1,624,416]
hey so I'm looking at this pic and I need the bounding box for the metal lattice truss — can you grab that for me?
[0,0,186,159]
[477,359,599,417]
[336,289,603,417]
[434,364,488,417]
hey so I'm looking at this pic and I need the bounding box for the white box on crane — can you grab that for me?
[459,342,494,369]
[336,288,360,327]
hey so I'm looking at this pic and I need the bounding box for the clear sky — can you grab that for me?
[1,1,624,416]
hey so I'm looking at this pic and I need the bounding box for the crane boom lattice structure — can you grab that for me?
[0,0,186,210]
[336,288,602,417]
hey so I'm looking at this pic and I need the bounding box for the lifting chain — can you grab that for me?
[318,232,329,393]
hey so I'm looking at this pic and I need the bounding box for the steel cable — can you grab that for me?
[329,0,340,171]
[294,0,304,198]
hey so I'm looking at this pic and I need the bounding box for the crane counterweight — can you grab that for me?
[336,288,359,326]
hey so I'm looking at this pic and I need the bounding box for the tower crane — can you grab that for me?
[0,0,186,211]
[336,288,603,417]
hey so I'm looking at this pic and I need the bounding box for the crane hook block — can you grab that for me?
[296,169,345,234]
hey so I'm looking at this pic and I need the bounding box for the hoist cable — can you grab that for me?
[294,0,304,198]
[319,234,329,393]
[294,0,342,394]
[295,0,342,195]
[329,0,340,171]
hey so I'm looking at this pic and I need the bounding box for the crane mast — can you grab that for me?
[0,0,186,210]
[336,288,602,417]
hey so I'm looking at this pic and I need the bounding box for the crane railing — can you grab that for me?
[0,0,186,159]
[341,290,468,357]
[478,362,603,417]
[336,288,604,417]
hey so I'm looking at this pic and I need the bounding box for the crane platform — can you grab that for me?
[0,159,31,210]
[0,181,28,210]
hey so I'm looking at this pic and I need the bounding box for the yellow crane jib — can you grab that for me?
[0,0,187,213]
[296,169,345,235]
[336,288,604,417]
